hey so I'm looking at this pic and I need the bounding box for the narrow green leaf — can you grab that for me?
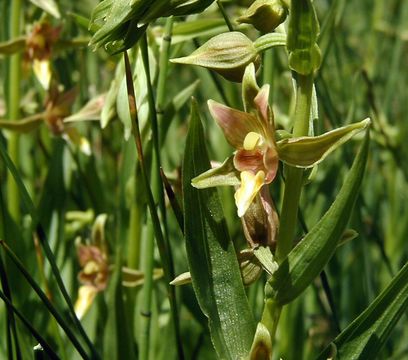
[277,118,370,168]
[0,289,59,360]
[183,99,255,359]
[0,241,90,359]
[317,261,408,360]
[104,254,133,358]
[267,133,370,305]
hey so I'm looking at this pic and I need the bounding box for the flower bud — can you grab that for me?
[237,0,288,33]
[171,31,260,82]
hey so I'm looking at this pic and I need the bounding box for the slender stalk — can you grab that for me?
[216,0,234,31]
[7,0,22,221]
[254,33,287,53]
[156,17,174,123]
[275,74,313,262]
[139,207,156,360]
[260,299,282,342]
[123,50,169,360]
[140,31,185,360]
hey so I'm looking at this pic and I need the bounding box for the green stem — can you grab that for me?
[156,17,174,124]
[254,33,286,53]
[216,0,234,31]
[123,50,174,360]
[139,181,157,360]
[275,74,313,262]
[155,19,186,360]
[260,299,282,343]
[7,0,22,221]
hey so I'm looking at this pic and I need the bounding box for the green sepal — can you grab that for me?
[29,0,61,19]
[266,132,370,305]
[191,156,240,188]
[242,63,260,113]
[277,118,370,168]
[0,117,43,133]
[253,246,278,276]
[0,36,26,55]
[249,323,272,360]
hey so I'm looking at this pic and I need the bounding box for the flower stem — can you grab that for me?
[7,0,22,221]
[254,33,286,53]
[276,73,314,262]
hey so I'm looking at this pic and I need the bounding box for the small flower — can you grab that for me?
[74,214,110,319]
[25,21,61,89]
[207,81,278,217]
[192,63,370,247]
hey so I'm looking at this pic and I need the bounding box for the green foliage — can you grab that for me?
[183,100,255,358]
[0,0,407,359]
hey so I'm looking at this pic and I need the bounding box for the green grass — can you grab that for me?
[0,0,407,359]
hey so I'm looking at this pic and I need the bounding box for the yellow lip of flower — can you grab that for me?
[33,59,51,90]
[235,170,266,217]
[74,285,98,320]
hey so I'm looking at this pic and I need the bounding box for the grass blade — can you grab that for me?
[317,261,408,359]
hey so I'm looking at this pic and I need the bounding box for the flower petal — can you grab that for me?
[192,156,240,188]
[33,59,52,90]
[254,84,274,137]
[263,147,279,183]
[74,285,98,320]
[208,99,262,149]
[234,149,265,174]
[277,118,371,168]
[235,170,265,217]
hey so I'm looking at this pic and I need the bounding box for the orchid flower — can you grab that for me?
[208,83,278,217]
[192,63,370,247]
[74,214,109,320]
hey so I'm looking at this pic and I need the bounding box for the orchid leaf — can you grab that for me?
[317,261,408,360]
[183,99,255,359]
[267,132,369,305]
[192,156,240,189]
[277,118,370,168]
[89,0,214,52]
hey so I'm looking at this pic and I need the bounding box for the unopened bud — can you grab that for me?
[171,31,260,82]
[237,0,288,33]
